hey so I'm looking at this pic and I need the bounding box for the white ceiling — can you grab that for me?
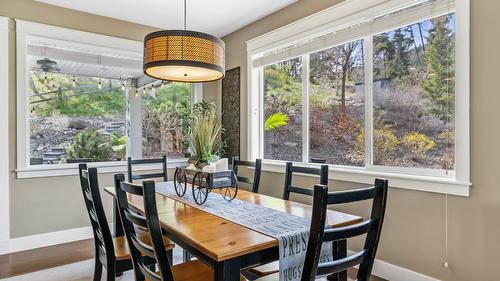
[35,0,298,37]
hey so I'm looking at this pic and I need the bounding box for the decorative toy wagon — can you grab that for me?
[173,167,238,205]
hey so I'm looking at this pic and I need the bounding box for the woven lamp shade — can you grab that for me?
[143,30,225,82]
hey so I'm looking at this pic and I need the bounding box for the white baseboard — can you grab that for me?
[0,239,10,254]
[0,225,97,255]
[349,250,441,281]
[2,223,115,255]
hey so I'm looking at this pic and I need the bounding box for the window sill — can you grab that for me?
[254,160,470,197]
[15,158,189,179]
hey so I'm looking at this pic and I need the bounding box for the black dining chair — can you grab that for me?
[127,156,168,182]
[79,164,175,280]
[283,161,329,200]
[255,179,389,281]
[114,175,245,281]
[231,157,262,193]
[78,164,132,280]
[245,162,329,279]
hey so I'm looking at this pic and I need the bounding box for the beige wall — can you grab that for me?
[0,0,161,238]
[2,0,499,279]
[217,0,500,280]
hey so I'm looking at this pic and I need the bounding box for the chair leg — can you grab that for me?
[105,261,116,281]
[106,267,116,281]
[93,259,103,281]
[182,249,191,263]
[167,249,173,265]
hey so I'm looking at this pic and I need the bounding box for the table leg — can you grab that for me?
[327,239,347,281]
[113,198,124,237]
[214,258,241,281]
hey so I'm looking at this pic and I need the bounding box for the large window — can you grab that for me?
[249,0,468,195]
[29,71,127,165]
[16,21,199,177]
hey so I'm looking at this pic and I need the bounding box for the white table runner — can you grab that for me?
[156,182,332,281]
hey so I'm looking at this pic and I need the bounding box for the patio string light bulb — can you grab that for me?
[143,0,225,82]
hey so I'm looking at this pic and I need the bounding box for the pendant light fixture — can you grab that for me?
[143,0,225,83]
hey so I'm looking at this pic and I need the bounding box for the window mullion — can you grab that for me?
[363,36,374,168]
[128,80,142,159]
[301,55,310,163]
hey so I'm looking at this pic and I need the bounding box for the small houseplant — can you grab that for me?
[188,102,222,168]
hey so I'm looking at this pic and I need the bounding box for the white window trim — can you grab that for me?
[15,21,190,179]
[0,16,10,253]
[247,0,470,196]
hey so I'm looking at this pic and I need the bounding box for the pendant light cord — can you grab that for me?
[184,0,187,30]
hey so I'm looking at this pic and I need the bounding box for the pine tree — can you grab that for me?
[392,28,412,78]
[422,16,455,120]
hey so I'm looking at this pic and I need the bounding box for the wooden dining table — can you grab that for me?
[104,183,362,281]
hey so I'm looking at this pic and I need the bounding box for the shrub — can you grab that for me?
[373,86,445,136]
[65,129,113,161]
[309,105,330,147]
[373,128,400,164]
[402,132,436,160]
[332,106,359,141]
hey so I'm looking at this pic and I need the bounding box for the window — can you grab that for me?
[309,39,365,166]
[16,21,199,177]
[29,71,127,165]
[372,14,455,170]
[248,0,469,195]
[263,57,303,162]
[142,82,191,159]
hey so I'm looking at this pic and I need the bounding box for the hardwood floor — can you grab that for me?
[0,239,386,280]
[0,239,94,279]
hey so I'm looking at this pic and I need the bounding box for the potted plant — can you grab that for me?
[188,102,222,169]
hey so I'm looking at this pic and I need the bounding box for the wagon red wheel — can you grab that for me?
[174,168,187,197]
[192,172,209,205]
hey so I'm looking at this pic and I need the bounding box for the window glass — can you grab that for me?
[142,82,191,159]
[263,57,303,162]
[29,69,126,165]
[372,13,455,169]
[309,39,365,166]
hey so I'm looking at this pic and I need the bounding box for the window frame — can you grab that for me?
[1,16,10,252]
[247,0,470,196]
[15,21,196,178]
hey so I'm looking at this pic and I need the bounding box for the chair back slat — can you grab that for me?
[283,162,328,200]
[124,209,149,228]
[232,157,262,193]
[289,165,323,175]
[132,173,167,180]
[288,185,315,197]
[323,219,374,242]
[301,179,388,281]
[130,234,156,258]
[326,186,380,205]
[236,176,252,184]
[316,249,367,276]
[78,164,115,266]
[120,181,144,196]
[127,156,168,182]
[115,175,175,281]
